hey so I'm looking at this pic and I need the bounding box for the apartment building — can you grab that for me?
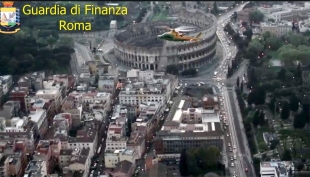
[66,148,91,177]
[119,70,177,107]
[257,2,310,22]
[112,160,134,177]
[126,130,145,159]
[106,122,127,151]
[237,7,256,24]
[62,96,83,127]
[53,113,72,129]
[33,139,61,174]
[82,92,111,105]
[28,109,48,138]
[0,117,37,152]
[260,161,294,177]
[24,160,48,177]
[0,101,20,118]
[98,75,118,94]
[58,148,91,175]
[201,95,219,110]
[298,19,310,33]
[9,87,30,111]
[154,99,223,154]
[0,75,13,95]
[30,98,56,125]
[260,22,292,37]
[134,102,163,145]
[0,140,28,177]
[36,89,62,110]
[67,122,98,157]
[104,149,136,168]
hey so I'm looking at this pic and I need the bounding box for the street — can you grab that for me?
[179,2,255,177]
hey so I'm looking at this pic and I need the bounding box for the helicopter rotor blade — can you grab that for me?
[175,26,196,32]
[156,26,173,31]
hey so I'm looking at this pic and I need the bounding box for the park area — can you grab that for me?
[227,19,310,173]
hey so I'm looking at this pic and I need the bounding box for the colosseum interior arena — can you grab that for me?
[113,8,217,71]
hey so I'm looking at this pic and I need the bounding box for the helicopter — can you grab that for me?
[156,26,202,42]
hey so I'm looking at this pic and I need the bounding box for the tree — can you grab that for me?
[236,77,240,87]
[280,101,290,120]
[46,37,57,49]
[247,91,255,105]
[179,149,188,177]
[301,103,310,123]
[258,111,265,126]
[187,146,221,176]
[281,149,292,161]
[289,93,299,112]
[277,68,286,82]
[265,35,283,50]
[293,112,306,129]
[249,10,264,23]
[243,28,253,40]
[0,34,73,75]
[166,64,179,75]
[294,63,302,85]
[252,110,260,127]
[246,39,264,60]
[240,81,244,92]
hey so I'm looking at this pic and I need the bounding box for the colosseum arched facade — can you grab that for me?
[113,9,217,71]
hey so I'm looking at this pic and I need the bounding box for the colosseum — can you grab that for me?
[113,9,217,71]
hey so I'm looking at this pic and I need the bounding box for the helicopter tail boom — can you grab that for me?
[190,32,203,42]
[195,32,202,39]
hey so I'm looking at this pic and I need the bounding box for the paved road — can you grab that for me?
[183,2,255,177]
[75,42,93,63]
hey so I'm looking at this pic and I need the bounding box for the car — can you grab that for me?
[234,155,237,159]
[229,148,232,152]
[245,168,248,172]
[230,157,234,161]
[233,145,236,149]
[228,143,231,147]
[226,133,229,137]
[222,83,225,86]
[231,163,234,167]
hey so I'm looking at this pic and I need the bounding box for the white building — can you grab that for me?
[298,19,310,33]
[28,109,48,137]
[119,70,174,106]
[82,92,111,105]
[0,117,36,152]
[257,2,310,22]
[36,89,62,109]
[59,148,91,175]
[66,148,91,177]
[260,161,294,177]
[104,149,136,168]
[0,75,12,95]
[260,22,292,37]
[106,122,127,151]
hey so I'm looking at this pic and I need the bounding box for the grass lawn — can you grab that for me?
[150,10,169,21]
